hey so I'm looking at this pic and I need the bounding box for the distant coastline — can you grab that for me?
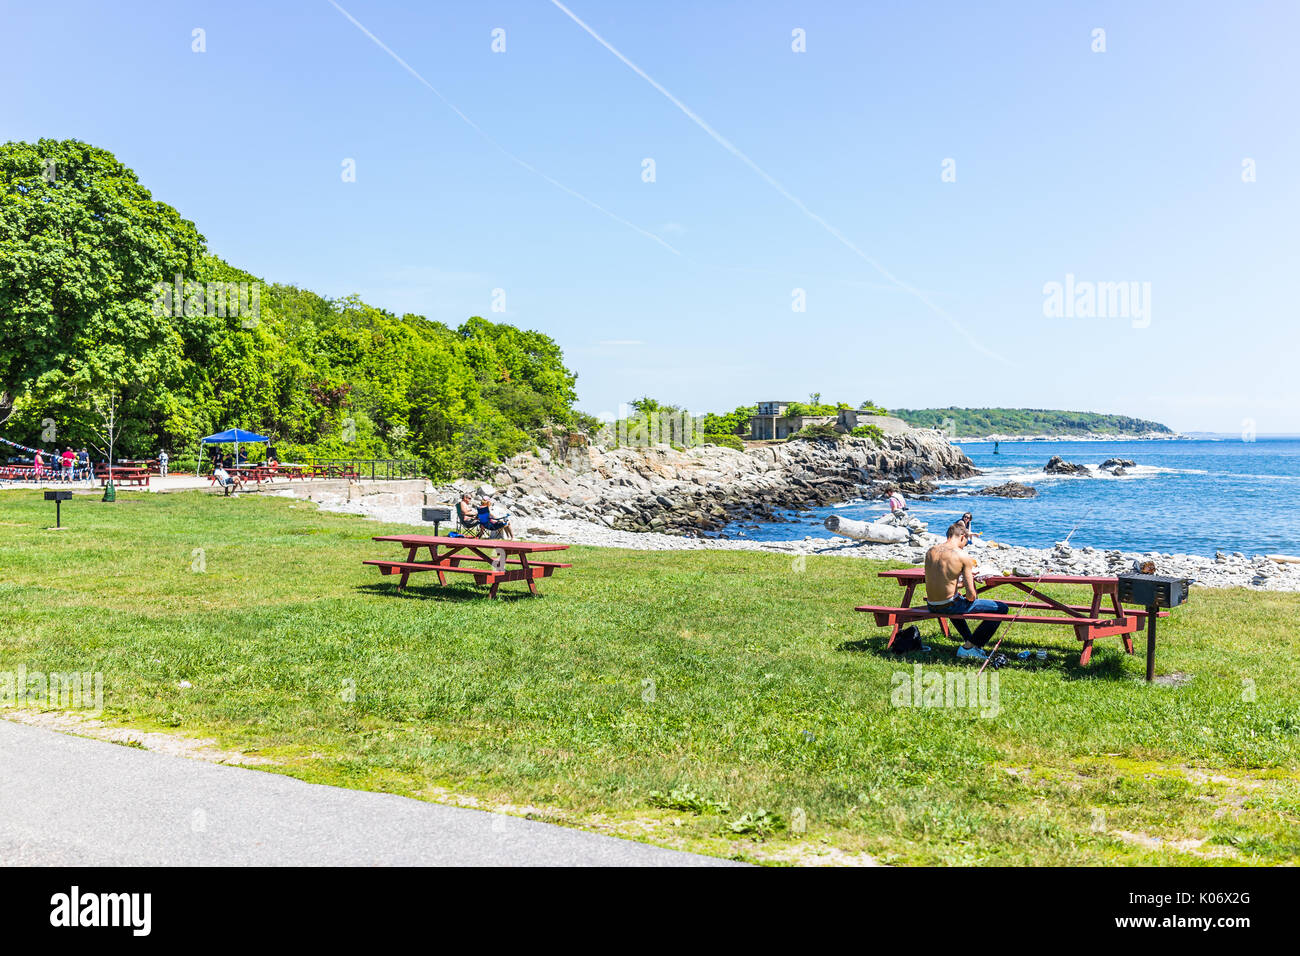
[955,432,1186,443]
[893,407,1175,441]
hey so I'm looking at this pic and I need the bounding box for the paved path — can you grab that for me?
[0,720,735,866]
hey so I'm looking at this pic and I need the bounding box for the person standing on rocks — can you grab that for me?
[924,523,1008,660]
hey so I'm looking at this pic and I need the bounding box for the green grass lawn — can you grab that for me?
[2,489,1298,865]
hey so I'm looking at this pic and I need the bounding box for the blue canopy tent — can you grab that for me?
[198,429,271,474]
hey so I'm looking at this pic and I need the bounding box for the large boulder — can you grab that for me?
[974,482,1038,498]
[1044,455,1089,475]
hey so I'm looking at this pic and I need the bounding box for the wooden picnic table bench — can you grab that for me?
[117,458,161,475]
[269,465,309,480]
[95,466,150,487]
[321,466,359,479]
[365,534,571,598]
[857,568,1168,666]
[206,468,266,487]
[234,466,278,483]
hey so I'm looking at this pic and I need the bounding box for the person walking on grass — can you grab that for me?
[924,522,1009,660]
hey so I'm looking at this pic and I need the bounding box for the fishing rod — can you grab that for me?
[975,502,1100,676]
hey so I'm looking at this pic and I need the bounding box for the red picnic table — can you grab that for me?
[96,466,150,487]
[857,568,1168,666]
[365,534,571,598]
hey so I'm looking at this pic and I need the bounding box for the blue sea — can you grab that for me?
[724,437,1300,558]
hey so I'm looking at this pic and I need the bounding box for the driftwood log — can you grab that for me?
[823,513,911,544]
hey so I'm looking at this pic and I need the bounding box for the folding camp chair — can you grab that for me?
[456,507,485,539]
[477,506,509,540]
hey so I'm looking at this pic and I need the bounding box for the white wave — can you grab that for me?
[940,462,1210,490]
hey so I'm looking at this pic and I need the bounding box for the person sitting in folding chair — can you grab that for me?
[213,464,244,497]
[455,493,484,538]
[477,497,513,539]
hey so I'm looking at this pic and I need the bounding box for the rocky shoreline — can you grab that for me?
[314,491,1300,592]
[301,429,1300,593]
[478,431,977,536]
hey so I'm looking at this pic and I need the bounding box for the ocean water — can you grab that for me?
[723,437,1300,558]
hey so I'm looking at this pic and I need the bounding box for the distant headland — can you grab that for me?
[891,407,1178,441]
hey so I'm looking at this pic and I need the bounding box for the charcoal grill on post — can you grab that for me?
[44,490,72,529]
[1117,573,1191,681]
[421,506,452,536]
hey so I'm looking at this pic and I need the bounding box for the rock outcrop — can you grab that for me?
[974,482,1038,498]
[477,430,977,536]
[1044,455,1090,475]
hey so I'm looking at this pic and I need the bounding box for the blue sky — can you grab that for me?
[3,1,1297,431]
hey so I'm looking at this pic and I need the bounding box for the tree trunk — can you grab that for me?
[823,513,911,544]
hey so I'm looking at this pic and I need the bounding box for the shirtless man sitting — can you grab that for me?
[924,522,1009,660]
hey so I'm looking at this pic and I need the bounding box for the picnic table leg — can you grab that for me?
[424,544,448,586]
[938,617,951,640]
[1076,624,1094,665]
[521,554,539,595]
[883,581,917,648]
[398,545,418,591]
[1108,589,1136,654]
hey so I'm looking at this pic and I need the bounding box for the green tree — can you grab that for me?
[0,138,203,426]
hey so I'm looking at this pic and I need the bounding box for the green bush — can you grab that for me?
[850,424,884,444]
[702,432,745,451]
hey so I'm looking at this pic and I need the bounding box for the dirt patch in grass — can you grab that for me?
[410,782,882,866]
[1111,829,1239,859]
[1,709,276,765]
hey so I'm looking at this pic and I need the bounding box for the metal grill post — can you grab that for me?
[1145,605,1157,682]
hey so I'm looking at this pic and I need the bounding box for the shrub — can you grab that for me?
[702,432,745,451]
[787,422,842,442]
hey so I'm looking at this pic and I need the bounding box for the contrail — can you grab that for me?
[547,0,1004,361]
[324,0,680,255]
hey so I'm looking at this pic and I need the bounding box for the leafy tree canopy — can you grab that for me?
[0,139,580,478]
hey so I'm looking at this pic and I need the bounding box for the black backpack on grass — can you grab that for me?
[891,625,923,653]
